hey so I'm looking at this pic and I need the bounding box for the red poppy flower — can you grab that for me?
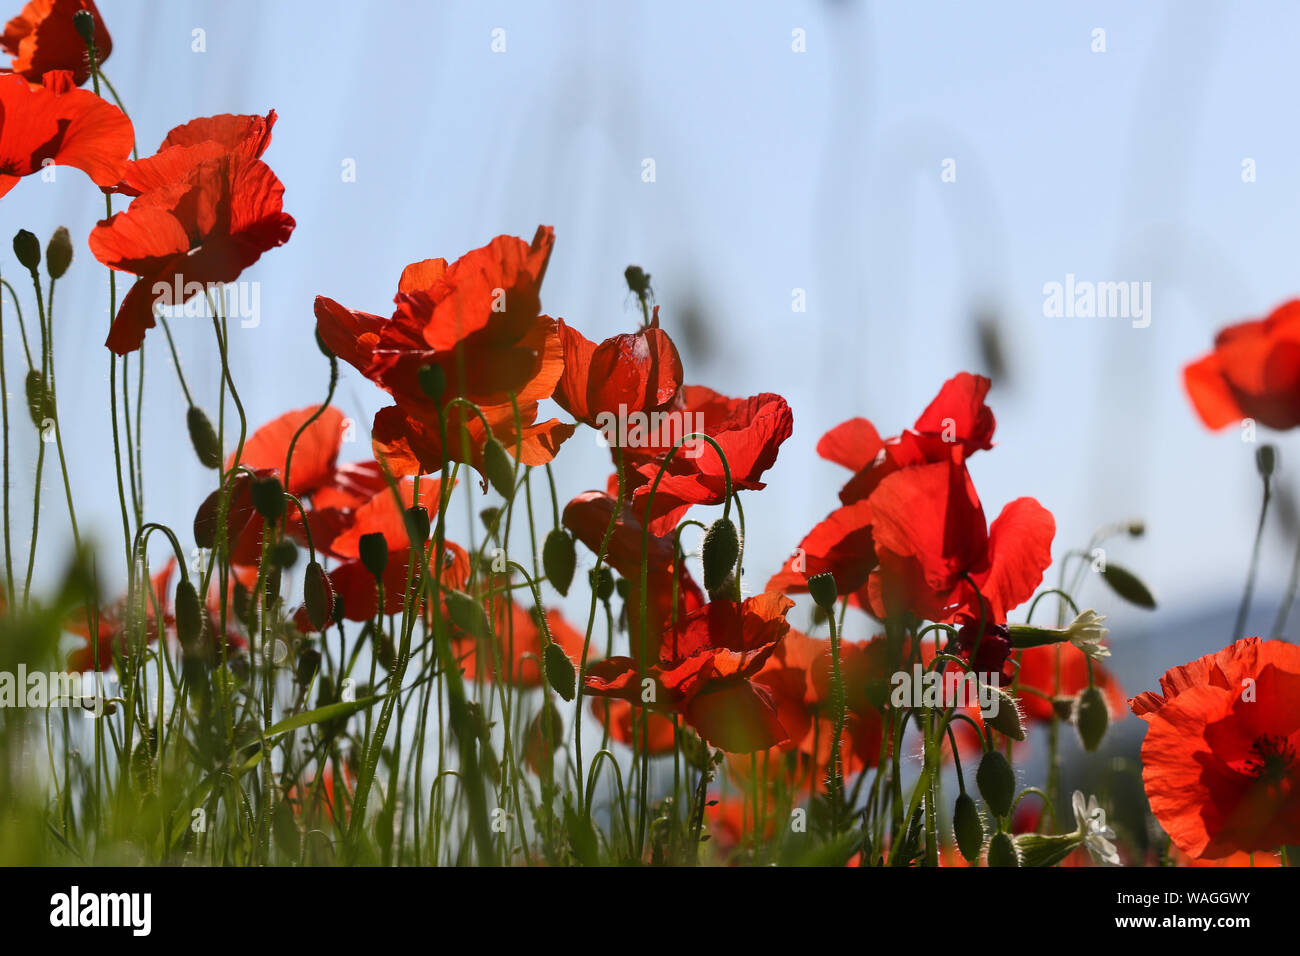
[113,109,276,197]
[589,698,679,755]
[314,226,575,481]
[66,559,174,672]
[89,149,295,354]
[1014,642,1125,725]
[766,499,875,596]
[616,386,793,536]
[451,599,586,689]
[1183,300,1300,431]
[866,457,1054,625]
[1129,637,1300,859]
[553,307,683,427]
[584,592,795,753]
[2,0,110,86]
[326,539,470,624]
[229,404,347,499]
[0,68,131,197]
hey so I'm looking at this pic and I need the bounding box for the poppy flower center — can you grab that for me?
[1245,734,1296,785]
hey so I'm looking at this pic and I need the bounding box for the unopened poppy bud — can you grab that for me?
[702,517,740,592]
[589,567,614,602]
[250,475,285,522]
[330,592,346,625]
[271,539,298,568]
[542,528,576,596]
[12,229,40,272]
[1051,695,1075,721]
[25,369,47,426]
[544,642,576,702]
[404,505,430,545]
[986,688,1026,741]
[296,646,321,687]
[303,561,333,631]
[614,577,629,600]
[482,436,515,499]
[1257,444,1277,479]
[976,750,1015,818]
[174,578,202,648]
[46,226,73,279]
[359,532,388,578]
[624,265,652,298]
[807,571,838,611]
[986,830,1020,867]
[953,792,984,863]
[417,363,446,402]
[72,8,96,45]
[186,406,221,468]
[1127,519,1145,537]
[479,506,501,530]
[1074,684,1109,752]
[445,588,489,638]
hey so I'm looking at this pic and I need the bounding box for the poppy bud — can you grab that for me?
[250,475,285,522]
[1074,685,1109,753]
[271,539,298,568]
[1257,444,1277,479]
[542,529,576,596]
[807,571,838,612]
[624,265,652,298]
[45,226,73,279]
[1099,562,1156,609]
[72,8,96,45]
[985,688,1026,741]
[417,363,446,402]
[479,506,501,530]
[405,505,430,545]
[614,576,629,600]
[359,532,388,579]
[186,406,222,469]
[702,517,740,592]
[953,792,984,863]
[12,229,40,272]
[174,578,202,649]
[976,750,1015,818]
[544,642,576,702]
[1051,695,1075,721]
[986,830,1020,868]
[303,561,333,631]
[1127,519,1145,537]
[482,436,515,499]
[331,592,346,626]
[296,646,321,687]
[445,589,489,638]
[25,369,47,427]
[589,567,614,602]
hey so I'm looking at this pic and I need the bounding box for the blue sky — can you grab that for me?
[7,0,1300,689]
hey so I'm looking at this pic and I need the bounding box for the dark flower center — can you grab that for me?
[1245,735,1296,784]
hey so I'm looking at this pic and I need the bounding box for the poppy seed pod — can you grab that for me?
[1074,684,1109,752]
[417,363,446,402]
[174,578,202,649]
[250,475,285,522]
[13,229,40,272]
[807,571,838,612]
[271,539,298,568]
[544,642,576,702]
[542,528,576,596]
[482,436,515,499]
[46,226,73,279]
[986,830,1020,867]
[953,792,984,863]
[358,532,388,578]
[589,566,615,602]
[303,561,333,631]
[404,505,431,545]
[702,517,740,592]
[186,406,222,468]
[72,8,96,45]
[976,749,1015,818]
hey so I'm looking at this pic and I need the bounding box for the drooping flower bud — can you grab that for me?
[404,505,431,545]
[1257,444,1277,479]
[174,578,202,649]
[589,567,615,602]
[1074,685,1109,752]
[976,749,1015,818]
[250,474,285,522]
[544,642,576,702]
[271,539,298,568]
[953,792,984,863]
[186,406,222,468]
[542,529,576,596]
[985,687,1025,741]
[482,436,515,499]
[303,561,333,631]
[359,532,388,579]
[45,227,73,279]
[25,369,47,427]
[417,363,446,402]
[702,517,740,592]
[445,589,489,638]
[986,830,1020,867]
[12,230,40,272]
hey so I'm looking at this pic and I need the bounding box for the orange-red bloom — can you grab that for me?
[0,68,130,197]
[1130,637,1300,859]
[2,0,110,86]
[1014,642,1125,725]
[314,226,575,482]
[66,559,174,672]
[1184,300,1300,431]
[451,599,585,689]
[113,109,275,197]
